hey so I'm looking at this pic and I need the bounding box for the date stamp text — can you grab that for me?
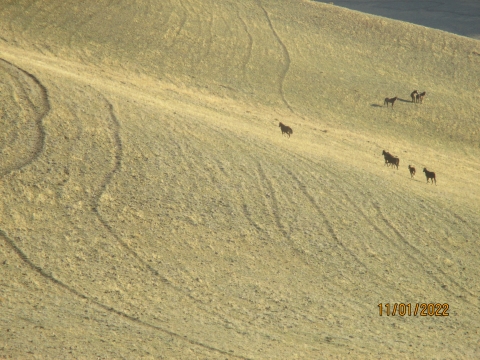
[378,303,449,316]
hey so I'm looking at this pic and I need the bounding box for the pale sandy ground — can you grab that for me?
[1,0,480,359]
[316,0,480,40]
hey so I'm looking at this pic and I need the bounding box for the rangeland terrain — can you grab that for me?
[1,0,480,358]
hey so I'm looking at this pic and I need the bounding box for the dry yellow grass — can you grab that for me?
[1,0,480,358]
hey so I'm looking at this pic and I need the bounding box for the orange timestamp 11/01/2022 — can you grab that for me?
[378,303,449,316]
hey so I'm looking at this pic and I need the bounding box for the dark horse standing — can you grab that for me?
[279,122,293,138]
[382,150,400,169]
[384,96,397,108]
[418,91,426,103]
[408,165,416,178]
[423,168,436,185]
[411,90,418,103]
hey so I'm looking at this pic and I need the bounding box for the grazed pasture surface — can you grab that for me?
[1,0,480,358]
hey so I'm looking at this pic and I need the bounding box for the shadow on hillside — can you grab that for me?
[371,97,413,107]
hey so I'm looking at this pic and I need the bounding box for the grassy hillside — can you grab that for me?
[1,0,480,358]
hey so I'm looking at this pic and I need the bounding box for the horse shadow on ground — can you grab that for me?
[371,98,412,107]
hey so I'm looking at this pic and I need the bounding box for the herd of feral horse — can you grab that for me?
[278,89,437,185]
[384,89,426,108]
